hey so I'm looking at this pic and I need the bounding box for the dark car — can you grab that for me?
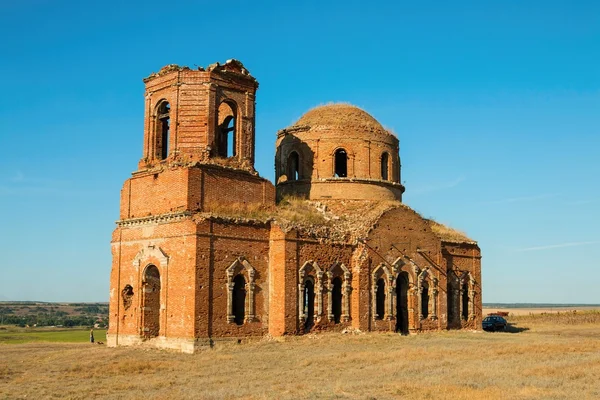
[482,315,507,332]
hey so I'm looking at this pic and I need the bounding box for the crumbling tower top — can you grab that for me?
[139,59,259,172]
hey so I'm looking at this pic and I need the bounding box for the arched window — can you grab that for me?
[328,262,351,324]
[462,282,469,320]
[334,149,347,177]
[396,272,409,334]
[156,102,170,160]
[142,265,161,338]
[375,278,385,320]
[217,101,237,158]
[232,275,246,325]
[447,271,459,324]
[303,279,315,331]
[299,261,324,329]
[331,277,343,323]
[381,152,389,180]
[287,151,300,181]
[226,257,257,325]
[372,265,390,322]
[421,281,429,319]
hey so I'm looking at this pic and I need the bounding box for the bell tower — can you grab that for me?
[140,59,258,170]
[118,60,274,221]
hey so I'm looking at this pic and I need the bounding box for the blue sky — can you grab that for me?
[0,1,598,303]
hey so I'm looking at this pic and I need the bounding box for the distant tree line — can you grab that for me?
[0,306,108,328]
[74,305,107,314]
[0,313,106,327]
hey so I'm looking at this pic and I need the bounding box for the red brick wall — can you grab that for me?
[190,165,275,212]
[205,220,270,337]
[365,206,447,332]
[278,179,404,201]
[109,218,198,339]
[267,225,288,336]
[120,169,190,219]
[120,165,275,219]
[442,242,482,329]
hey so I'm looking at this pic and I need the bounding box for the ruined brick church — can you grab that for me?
[107,60,482,353]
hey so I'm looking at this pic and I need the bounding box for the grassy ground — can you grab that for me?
[1,314,600,399]
[0,327,106,344]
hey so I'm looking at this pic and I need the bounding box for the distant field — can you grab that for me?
[0,327,107,344]
[483,306,600,316]
[1,313,600,399]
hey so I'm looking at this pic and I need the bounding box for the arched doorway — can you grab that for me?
[331,277,343,323]
[232,275,246,325]
[303,279,315,331]
[142,265,161,338]
[396,272,409,334]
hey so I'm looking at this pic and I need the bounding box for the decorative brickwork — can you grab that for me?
[108,60,482,353]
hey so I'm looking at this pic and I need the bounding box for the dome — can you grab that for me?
[290,104,392,137]
[275,103,404,202]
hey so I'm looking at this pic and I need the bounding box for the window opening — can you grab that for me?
[331,277,343,323]
[232,275,246,325]
[421,281,429,319]
[157,102,170,160]
[375,278,385,320]
[396,272,409,333]
[381,152,389,180]
[462,282,469,320]
[447,277,457,323]
[217,102,236,158]
[226,117,235,157]
[334,149,347,177]
[287,151,300,181]
[303,279,315,331]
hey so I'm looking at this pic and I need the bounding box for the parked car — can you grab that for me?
[482,315,507,332]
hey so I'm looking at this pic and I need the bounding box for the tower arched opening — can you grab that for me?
[156,101,170,160]
[217,101,237,158]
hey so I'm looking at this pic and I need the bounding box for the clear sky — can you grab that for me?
[0,1,598,303]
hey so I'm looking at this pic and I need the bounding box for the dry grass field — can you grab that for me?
[2,312,600,399]
[483,306,600,316]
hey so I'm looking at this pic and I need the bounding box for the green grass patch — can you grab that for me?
[0,327,106,344]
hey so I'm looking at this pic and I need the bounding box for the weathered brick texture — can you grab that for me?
[108,60,482,353]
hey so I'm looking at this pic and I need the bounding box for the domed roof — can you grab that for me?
[290,104,392,137]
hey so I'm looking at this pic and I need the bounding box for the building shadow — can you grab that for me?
[504,323,529,333]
